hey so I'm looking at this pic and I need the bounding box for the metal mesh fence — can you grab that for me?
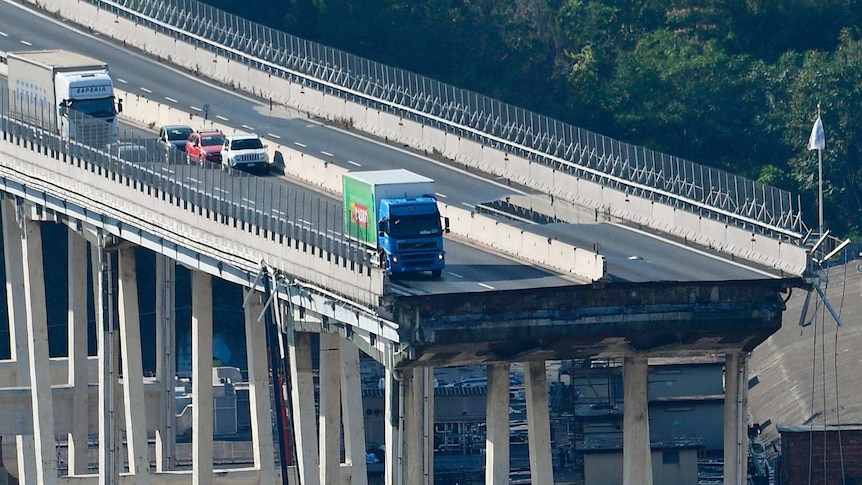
[82,0,807,241]
[0,88,373,271]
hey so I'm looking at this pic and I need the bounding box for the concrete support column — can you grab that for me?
[191,270,213,485]
[117,247,150,480]
[340,342,368,485]
[623,355,652,485]
[485,363,510,485]
[524,361,553,485]
[67,228,89,476]
[319,332,342,485]
[383,356,400,485]
[724,351,749,485]
[2,199,37,483]
[403,368,433,485]
[21,218,58,485]
[402,368,422,485]
[155,254,176,472]
[422,367,434,485]
[93,241,120,485]
[289,332,320,485]
[243,290,276,483]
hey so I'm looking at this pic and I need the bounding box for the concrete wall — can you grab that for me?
[583,448,699,485]
[14,0,806,276]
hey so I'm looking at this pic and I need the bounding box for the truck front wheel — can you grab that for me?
[431,269,442,278]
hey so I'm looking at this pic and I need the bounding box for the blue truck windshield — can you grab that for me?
[389,214,441,238]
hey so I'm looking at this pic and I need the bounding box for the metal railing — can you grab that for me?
[79,0,808,242]
[0,90,373,271]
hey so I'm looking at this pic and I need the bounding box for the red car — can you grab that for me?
[185,130,225,165]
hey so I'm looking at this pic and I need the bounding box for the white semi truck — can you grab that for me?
[7,49,121,148]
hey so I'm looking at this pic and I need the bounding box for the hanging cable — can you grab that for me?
[807,293,819,485]
[833,261,851,484]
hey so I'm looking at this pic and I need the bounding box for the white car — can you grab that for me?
[221,134,269,172]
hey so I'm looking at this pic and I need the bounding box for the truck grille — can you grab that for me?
[396,241,439,251]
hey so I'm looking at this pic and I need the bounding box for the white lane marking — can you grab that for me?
[267,133,282,139]
[478,283,495,290]
[327,229,340,235]
[436,193,448,198]
[140,87,153,93]
[165,96,178,103]
[241,198,256,204]
[0,31,9,37]
[461,202,475,209]
[161,167,175,174]
[187,177,200,184]
[298,219,313,226]
[20,40,32,46]
[448,272,463,279]
[216,115,229,121]
[213,187,228,193]
[272,209,285,215]
[294,142,307,148]
[117,78,128,84]
[320,151,334,157]
[242,124,254,130]
[347,160,362,167]
[190,106,203,112]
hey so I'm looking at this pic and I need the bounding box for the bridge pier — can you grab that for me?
[319,332,342,484]
[724,351,749,485]
[288,331,320,485]
[623,354,653,485]
[243,289,277,483]
[155,254,177,472]
[525,361,554,485]
[485,362,510,485]
[67,228,89,477]
[2,198,39,484]
[191,270,214,485]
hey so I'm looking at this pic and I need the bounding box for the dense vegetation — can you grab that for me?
[206,0,862,238]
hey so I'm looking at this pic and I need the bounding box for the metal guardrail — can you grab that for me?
[79,0,808,242]
[0,90,373,271]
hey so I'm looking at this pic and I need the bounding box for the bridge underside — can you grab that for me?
[385,278,803,368]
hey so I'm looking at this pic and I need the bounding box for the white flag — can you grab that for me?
[808,116,825,150]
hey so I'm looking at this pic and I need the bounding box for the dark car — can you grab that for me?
[158,125,194,153]
[186,130,225,165]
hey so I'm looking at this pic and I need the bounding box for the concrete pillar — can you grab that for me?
[485,363,510,485]
[423,367,434,485]
[403,368,432,485]
[319,332,342,485]
[402,368,421,484]
[289,332,320,485]
[191,270,213,485]
[21,219,58,485]
[155,254,176,472]
[67,228,90,476]
[724,351,749,485]
[340,341,368,485]
[623,355,652,485]
[524,361,553,485]
[118,247,150,480]
[383,358,400,485]
[243,289,277,483]
[93,241,120,485]
[2,199,37,483]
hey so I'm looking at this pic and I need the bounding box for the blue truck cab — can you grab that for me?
[377,197,446,276]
